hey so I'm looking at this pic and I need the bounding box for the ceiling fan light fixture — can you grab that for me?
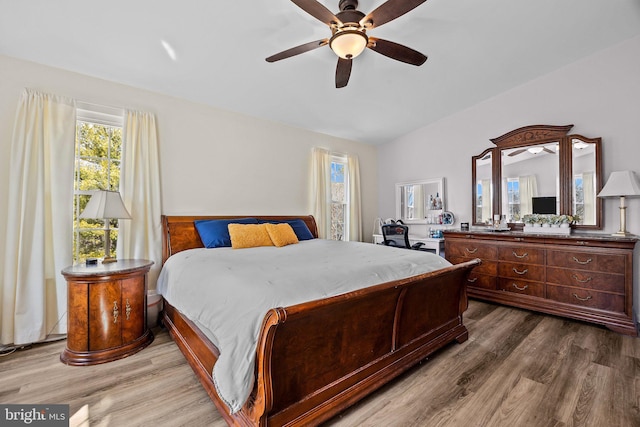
[330,29,368,59]
[527,146,544,154]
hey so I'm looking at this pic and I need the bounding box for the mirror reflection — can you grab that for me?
[572,137,597,225]
[501,142,560,222]
[396,178,444,222]
[474,151,493,224]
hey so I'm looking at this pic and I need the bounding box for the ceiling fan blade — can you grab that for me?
[543,147,555,154]
[266,39,328,62]
[360,0,427,29]
[368,38,427,66]
[508,148,527,157]
[335,57,352,88]
[291,0,342,26]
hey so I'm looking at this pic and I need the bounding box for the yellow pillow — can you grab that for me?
[228,224,274,249]
[265,223,299,247]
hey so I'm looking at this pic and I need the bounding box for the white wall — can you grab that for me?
[378,35,640,320]
[0,55,379,279]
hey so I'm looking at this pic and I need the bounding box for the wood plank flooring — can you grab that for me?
[1,300,639,427]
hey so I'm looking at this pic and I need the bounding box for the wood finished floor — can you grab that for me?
[1,300,639,427]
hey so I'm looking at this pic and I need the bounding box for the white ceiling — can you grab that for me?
[1,0,639,145]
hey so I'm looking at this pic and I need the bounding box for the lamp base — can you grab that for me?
[102,257,117,264]
[611,231,636,238]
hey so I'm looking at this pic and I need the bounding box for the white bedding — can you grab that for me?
[157,239,451,414]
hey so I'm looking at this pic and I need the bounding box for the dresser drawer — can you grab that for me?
[448,256,497,276]
[498,246,544,264]
[465,273,497,290]
[498,263,545,281]
[446,241,498,260]
[546,284,625,313]
[546,250,626,273]
[497,278,545,298]
[546,267,624,294]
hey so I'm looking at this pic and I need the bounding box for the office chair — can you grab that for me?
[381,224,425,250]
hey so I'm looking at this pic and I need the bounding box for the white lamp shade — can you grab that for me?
[80,190,131,219]
[597,171,640,198]
[330,30,368,59]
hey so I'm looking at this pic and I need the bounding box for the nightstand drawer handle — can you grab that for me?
[572,256,592,265]
[571,274,592,284]
[467,277,478,283]
[573,293,592,302]
[465,248,478,254]
[125,299,131,320]
[113,301,119,324]
[512,283,528,291]
[512,268,528,275]
[512,251,528,259]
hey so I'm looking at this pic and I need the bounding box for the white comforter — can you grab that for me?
[157,239,450,413]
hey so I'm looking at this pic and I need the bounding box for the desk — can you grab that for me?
[373,234,445,256]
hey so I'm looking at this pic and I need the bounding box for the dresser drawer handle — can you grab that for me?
[571,274,593,284]
[572,256,593,265]
[465,248,478,254]
[125,298,132,320]
[512,283,528,291]
[514,238,524,242]
[512,268,528,275]
[113,301,119,324]
[573,293,593,302]
[512,251,528,259]
[467,277,478,283]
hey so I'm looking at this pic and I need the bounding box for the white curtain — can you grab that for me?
[583,171,596,224]
[311,148,363,241]
[347,154,362,241]
[311,147,332,239]
[1,89,76,346]
[519,175,539,216]
[119,110,163,288]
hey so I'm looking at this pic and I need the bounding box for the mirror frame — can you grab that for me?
[395,177,445,223]
[472,124,603,230]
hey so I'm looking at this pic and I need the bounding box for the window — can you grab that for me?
[73,106,124,263]
[573,174,585,219]
[330,156,349,241]
[506,178,521,221]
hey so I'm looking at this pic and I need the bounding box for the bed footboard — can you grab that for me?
[163,258,480,426]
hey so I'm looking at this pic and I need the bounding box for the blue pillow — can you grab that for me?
[194,218,259,248]
[258,219,314,241]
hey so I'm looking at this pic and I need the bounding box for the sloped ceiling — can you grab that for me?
[1,0,639,145]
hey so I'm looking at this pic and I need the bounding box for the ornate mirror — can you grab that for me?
[396,178,445,223]
[471,124,603,229]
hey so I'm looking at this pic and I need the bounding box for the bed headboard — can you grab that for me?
[161,215,319,264]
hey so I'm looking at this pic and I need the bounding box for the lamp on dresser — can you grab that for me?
[80,190,131,263]
[597,170,640,237]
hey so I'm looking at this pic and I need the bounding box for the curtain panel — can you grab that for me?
[1,89,76,346]
[120,110,163,288]
[311,147,362,241]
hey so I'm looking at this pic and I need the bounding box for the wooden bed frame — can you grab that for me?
[160,215,481,426]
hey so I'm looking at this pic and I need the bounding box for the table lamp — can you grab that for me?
[597,170,640,237]
[80,190,131,263]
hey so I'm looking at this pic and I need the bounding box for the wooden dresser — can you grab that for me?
[61,259,154,365]
[444,230,637,335]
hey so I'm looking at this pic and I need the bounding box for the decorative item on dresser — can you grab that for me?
[444,230,637,336]
[61,259,154,365]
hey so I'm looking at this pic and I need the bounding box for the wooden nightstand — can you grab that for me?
[61,259,154,365]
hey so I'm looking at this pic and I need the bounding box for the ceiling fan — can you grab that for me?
[266,0,428,88]
[508,146,556,157]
